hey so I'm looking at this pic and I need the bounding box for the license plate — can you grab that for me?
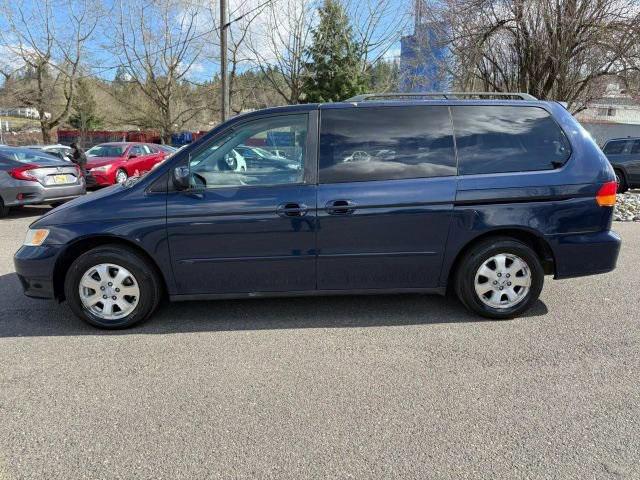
[51,174,72,185]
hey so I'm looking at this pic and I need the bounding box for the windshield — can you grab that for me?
[0,148,60,164]
[87,145,125,157]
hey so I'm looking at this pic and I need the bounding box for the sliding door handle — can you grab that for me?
[325,199,357,215]
[277,202,308,217]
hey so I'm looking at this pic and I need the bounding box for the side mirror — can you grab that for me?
[128,154,137,159]
[173,166,190,191]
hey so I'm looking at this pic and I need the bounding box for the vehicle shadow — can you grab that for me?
[0,272,549,338]
[3,205,52,219]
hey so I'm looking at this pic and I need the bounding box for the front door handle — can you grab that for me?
[277,202,308,217]
[325,199,357,215]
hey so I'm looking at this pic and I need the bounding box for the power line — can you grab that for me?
[79,0,277,81]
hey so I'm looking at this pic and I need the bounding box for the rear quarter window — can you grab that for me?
[319,106,456,183]
[452,106,571,175]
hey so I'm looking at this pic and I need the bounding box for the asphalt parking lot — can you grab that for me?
[0,207,638,479]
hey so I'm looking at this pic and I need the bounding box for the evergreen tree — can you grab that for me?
[68,78,103,131]
[302,0,366,103]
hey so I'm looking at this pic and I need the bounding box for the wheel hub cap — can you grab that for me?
[79,263,140,320]
[474,253,532,309]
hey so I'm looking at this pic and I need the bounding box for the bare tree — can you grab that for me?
[247,0,317,104]
[439,0,640,111]
[109,0,208,142]
[344,0,411,72]
[197,0,273,113]
[0,0,99,142]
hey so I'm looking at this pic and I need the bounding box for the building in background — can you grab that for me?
[400,0,450,92]
[575,82,640,146]
[0,107,50,120]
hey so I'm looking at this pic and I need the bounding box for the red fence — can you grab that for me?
[56,130,175,147]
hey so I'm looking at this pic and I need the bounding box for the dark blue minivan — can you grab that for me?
[14,93,621,328]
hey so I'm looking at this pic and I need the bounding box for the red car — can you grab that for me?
[86,142,168,186]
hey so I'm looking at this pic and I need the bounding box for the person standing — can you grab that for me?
[69,142,93,187]
[69,142,87,175]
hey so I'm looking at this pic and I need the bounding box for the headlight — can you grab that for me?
[91,164,111,172]
[23,229,50,246]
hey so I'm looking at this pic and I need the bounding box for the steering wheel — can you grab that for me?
[349,151,371,162]
[222,153,238,171]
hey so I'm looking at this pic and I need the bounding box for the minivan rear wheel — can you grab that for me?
[64,245,161,328]
[455,238,544,319]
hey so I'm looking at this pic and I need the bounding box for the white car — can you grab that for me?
[24,144,73,161]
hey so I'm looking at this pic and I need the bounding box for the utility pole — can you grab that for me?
[220,0,230,122]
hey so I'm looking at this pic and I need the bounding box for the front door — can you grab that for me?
[167,112,317,295]
[126,145,150,175]
[316,105,457,291]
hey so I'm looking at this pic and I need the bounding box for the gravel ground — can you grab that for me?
[0,207,639,479]
[615,191,640,221]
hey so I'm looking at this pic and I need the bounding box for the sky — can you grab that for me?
[0,0,413,85]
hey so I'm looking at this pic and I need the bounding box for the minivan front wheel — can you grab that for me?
[64,245,161,328]
[455,238,544,319]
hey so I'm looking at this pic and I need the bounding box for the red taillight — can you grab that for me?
[596,181,617,207]
[9,164,39,181]
[74,164,83,177]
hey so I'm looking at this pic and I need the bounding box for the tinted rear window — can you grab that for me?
[319,106,456,183]
[452,106,571,175]
[603,140,628,154]
[0,148,61,164]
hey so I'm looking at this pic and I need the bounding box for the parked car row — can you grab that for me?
[1,141,308,217]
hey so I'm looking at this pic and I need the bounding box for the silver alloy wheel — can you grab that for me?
[116,169,128,183]
[78,263,140,320]
[474,253,532,309]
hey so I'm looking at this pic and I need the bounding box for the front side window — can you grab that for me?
[603,140,628,155]
[453,106,572,175]
[188,114,307,189]
[319,106,456,183]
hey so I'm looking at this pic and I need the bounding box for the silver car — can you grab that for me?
[0,146,86,217]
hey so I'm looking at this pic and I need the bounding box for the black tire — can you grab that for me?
[0,198,9,218]
[64,245,162,329]
[614,169,628,193]
[455,237,544,320]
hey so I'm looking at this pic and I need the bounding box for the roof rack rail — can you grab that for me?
[346,92,538,101]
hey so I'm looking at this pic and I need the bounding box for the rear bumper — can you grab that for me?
[548,230,621,279]
[3,180,85,206]
[14,245,63,299]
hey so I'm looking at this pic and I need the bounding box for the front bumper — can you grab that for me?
[88,170,114,186]
[548,230,621,279]
[14,244,64,299]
